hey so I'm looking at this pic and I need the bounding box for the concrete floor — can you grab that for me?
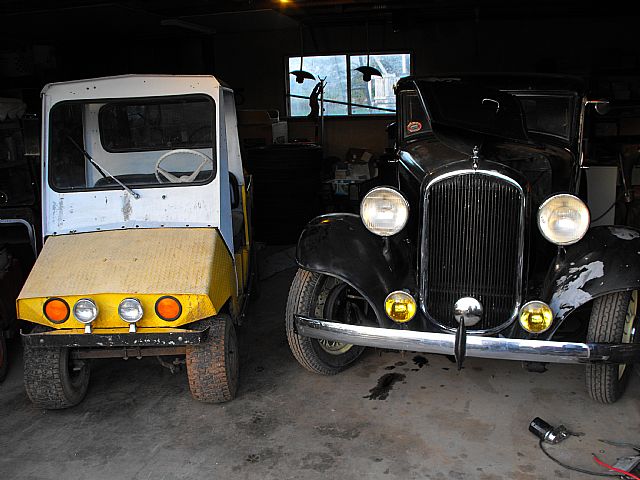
[1,247,639,480]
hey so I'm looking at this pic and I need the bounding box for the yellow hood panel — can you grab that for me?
[18,228,236,327]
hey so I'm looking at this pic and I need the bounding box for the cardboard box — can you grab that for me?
[345,147,373,163]
[237,109,288,148]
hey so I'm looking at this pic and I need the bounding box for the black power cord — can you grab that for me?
[538,439,621,478]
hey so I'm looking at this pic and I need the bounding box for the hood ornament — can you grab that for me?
[471,145,480,170]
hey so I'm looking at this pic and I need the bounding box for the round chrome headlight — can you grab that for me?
[537,194,590,246]
[118,298,143,323]
[73,298,98,324]
[360,187,409,236]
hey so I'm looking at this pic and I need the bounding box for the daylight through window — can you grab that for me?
[287,53,411,117]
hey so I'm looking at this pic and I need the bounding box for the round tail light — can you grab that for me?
[43,298,70,324]
[155,296,182,321]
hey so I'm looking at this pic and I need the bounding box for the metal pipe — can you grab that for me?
[71,346,186,359]
[287,93,395,113]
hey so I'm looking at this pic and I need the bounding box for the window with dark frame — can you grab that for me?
[287,53,411,117]
[401,91,431,141]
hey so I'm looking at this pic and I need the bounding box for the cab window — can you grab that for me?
[400,91,431,141]
[48,95,216,192]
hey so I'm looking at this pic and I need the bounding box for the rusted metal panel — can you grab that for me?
[22,326,208,347]
[545,226,640,324]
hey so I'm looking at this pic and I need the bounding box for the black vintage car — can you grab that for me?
[285,74,640,404]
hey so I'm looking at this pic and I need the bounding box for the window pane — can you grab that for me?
[401,92,431,141]
[49,96,216,192]
[350,53,410,115]
[100,97,214,152]
[288,55,348,116]
[49,103,86,189]
[516,95,573,140]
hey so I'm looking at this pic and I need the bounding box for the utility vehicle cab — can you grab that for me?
[18,75,253,408]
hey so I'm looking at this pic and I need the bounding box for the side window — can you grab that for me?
[400,92,431,141]
[48,103,86,189]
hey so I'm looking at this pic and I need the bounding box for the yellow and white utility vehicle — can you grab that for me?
[18,75,254,408]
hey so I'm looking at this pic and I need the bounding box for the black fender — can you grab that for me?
[543,226,640,334]
[296,214,412,327]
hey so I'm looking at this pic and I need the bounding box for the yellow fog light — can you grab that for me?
[519,301,553,333]
[384,291,417,323]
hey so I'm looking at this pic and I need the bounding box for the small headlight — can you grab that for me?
[118,298,143,323]
[537,194,590,245]
[73,298,98,324]
[519,301,553,333]
[360,187,409,237]
[384,291,417,323]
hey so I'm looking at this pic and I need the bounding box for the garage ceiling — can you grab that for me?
[0,0,635,40]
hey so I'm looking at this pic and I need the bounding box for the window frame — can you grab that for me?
[509,91,578,143]
[47,94,218,195]
[98,94,216,154]
[399,90,432,143]
[285,50,413,119]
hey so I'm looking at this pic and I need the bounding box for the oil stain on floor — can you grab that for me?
[364,373,406,400]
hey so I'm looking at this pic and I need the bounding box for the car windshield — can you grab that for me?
[414,80,577,146]
[48,95,216,192]
[514,94,574,140]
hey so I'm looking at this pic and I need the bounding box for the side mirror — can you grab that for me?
[586,99,611,115]
[229,172,240,209]
[595,101,611,115]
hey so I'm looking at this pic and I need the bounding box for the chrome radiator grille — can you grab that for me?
[421,171,524,332]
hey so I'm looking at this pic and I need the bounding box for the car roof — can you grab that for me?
[397,73,585,95]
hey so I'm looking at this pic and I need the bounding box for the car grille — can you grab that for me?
[421,171,524,332]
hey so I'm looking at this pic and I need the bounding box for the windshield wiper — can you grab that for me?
[66,136,140,199]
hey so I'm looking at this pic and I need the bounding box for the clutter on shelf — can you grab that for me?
[237,109,288,149]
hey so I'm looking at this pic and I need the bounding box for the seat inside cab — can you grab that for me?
[230,172,244,252]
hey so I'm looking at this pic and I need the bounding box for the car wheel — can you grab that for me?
[23,327,90,409]
[186,315,239,403]
[586,290,639,404]
[285,269,366,375]
[0,334,8,382]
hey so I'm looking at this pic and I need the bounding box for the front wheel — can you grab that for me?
[586,290,639,404]
[285,269,365,375]
[23,327,90,409]
[186,315,239,403]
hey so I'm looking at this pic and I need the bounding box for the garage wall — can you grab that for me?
[213,16,640,160]
[2,13,638,162]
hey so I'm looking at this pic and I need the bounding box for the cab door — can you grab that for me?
[223,88,252,303]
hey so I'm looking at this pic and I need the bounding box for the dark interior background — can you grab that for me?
[1,0,639,158]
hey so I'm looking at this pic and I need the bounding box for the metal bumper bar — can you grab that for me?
[294,316,640,365]
[21,327,209,348]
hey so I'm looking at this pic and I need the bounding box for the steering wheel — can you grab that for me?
[155,148,213,184]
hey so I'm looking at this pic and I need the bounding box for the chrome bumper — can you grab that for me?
[294,316,640,365]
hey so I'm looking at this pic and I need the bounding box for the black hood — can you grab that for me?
[414,78,529,155]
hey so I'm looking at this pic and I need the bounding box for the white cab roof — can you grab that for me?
[41,75,223,102]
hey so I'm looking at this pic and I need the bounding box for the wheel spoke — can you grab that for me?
[313,278,357,355]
